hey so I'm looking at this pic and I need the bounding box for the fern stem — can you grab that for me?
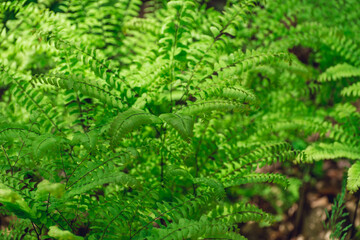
[101,184,159,240]
[54,37,134,91]
[55,207,75,232]
[40,193,51,235]
[1,145,13,175]
[13,78,65,137]
[75,91,87,132]
[160,126,167,184]
[48,213,66,230]
[131,193,205,239]
[179,5,245,103]
[64,48,88,132]
[128,185,160,237]
[31,222,41,240]
[161,152,164,183]
[169,9,181,111]
[13,122,35,168]
[193,121,211,196]
[65,151,91,188]
[67,153,127,189]
[13,136,28,167]
[60,145,69,182]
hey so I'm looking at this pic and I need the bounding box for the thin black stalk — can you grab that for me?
[31,222,41,240]
[1,145,13,175]
[160,126,166,184]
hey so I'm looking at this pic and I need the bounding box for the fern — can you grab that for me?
[159,113,194,141]
[1,0,358,239]
[324,186,352,240]
[348,161,360,193]
[224,173,289,189]
[341,82,360,97]
[304,142,360,162]
[177,100,250,116]
[34,73,125,109]
[319,63,360,82]
[109,108,161,146]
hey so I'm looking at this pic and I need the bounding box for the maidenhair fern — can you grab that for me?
[0,0,359,239]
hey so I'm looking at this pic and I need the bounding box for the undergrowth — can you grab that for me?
[0,0,359,239]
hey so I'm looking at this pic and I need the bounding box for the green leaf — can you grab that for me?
[36,180,65,198]
[48,226,83,240]
[109,108,161,146]
[167,1,183,11]
[160,113,194,140]
[210,26,220,37]
[0,184,35,220]
[347,161,360,193]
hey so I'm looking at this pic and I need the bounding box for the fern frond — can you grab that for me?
[259,118,359,145]
[332,102,360,120]
[319,63,360,82]
[45,35,133,94]
[147,215,228,240]
[197,51,290,86]
[32,134,62,158]
[323,28,360,66]
[194,177,225,200]
[0,183,36,221]
[148,202,273,239]
[0,218,32,240]
[160,113,194,141]
[34,73,125,109]
[220,50,290,75]
[304,142,360,162]
[0,170,34,198]
[210,202,275,224]
[68,171,138,197]
[203,86,257,105]
[0,124,39,143]
[214,142,296,178]
[223,173,289,189]
[66,151,133,190]
[347,161,360,193]
[165,165,194,183]
[176,100,250,116]
[324,188,352,240]
[123,18,161,35]
[109,108,161,146]
[132,193,213,239]
[341,82,360,97]
[1,68,64,134]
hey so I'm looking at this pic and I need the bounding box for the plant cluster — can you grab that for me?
[0,0,359,239]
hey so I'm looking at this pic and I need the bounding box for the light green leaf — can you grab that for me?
[160,113,194,140]
[347,161,360,193]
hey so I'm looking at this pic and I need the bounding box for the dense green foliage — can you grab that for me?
[0,0,359,239]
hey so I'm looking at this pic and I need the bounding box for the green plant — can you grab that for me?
[1,0,360,239]
[237,0,360,194]
[0,0,303,239]
[323,183,352,240]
